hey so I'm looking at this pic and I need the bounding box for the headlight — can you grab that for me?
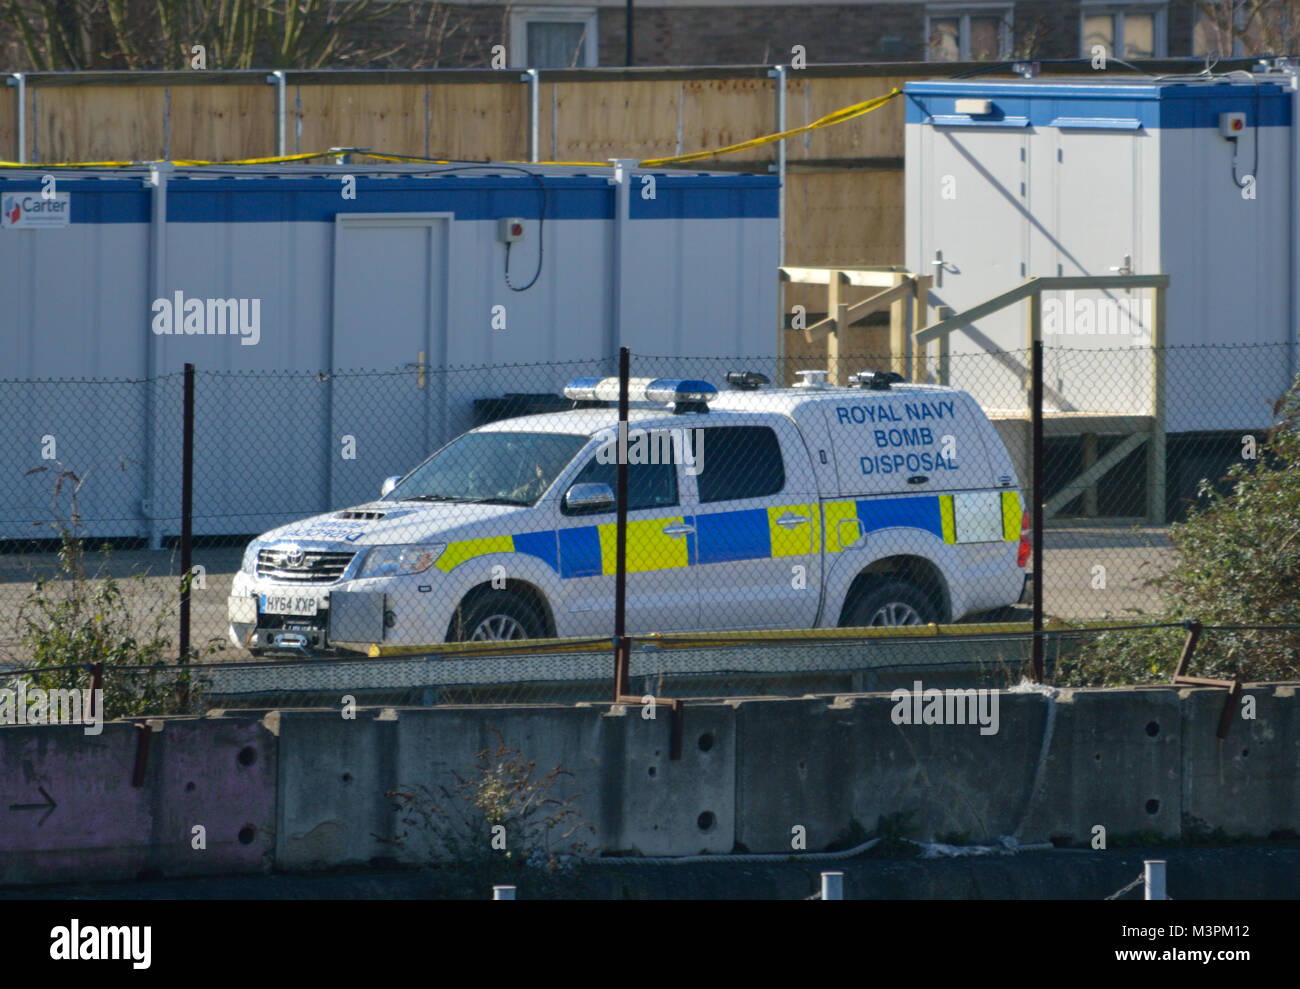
[358,543,446,579]
[241,541,260,575]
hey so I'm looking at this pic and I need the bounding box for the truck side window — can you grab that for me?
[565,437,678,513]
[696,426,784,503]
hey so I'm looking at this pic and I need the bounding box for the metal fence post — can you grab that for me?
[1146,285,1167,524]
[6,73,25,163]
[1031,334,1044,682]
[625,0,634,65]
[522,68,539,163]
[768,64,787,366]
[613,346,631,699]
[143,162,172,550]
[1144,860,1166,900]
[821,871,843,900]
[179,362,195,663]
[267,70,286,158]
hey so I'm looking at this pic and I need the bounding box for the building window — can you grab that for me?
[510,8,598,68]
[926,6,1012,62]
[1193,6,1277,57]
[1081,4,1167,59]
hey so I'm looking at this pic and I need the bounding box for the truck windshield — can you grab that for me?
[386,431,590,506]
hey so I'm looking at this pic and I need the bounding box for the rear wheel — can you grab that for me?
[450,590,545,642]
[842,579,938,628]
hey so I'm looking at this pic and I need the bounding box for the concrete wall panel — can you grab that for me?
[0,714,275,885]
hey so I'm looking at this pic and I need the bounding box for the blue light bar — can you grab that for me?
[564,376,717,408]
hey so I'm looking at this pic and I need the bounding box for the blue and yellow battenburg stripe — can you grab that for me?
[825,490,1023,550]
[432,491,1022,578]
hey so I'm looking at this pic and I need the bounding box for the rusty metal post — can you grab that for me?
[1172,621,1202,679]
[131,723,152,788]
[1217,682,1242,740]
[88,662,103,721]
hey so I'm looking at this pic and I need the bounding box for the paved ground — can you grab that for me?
[0,524,1176,666]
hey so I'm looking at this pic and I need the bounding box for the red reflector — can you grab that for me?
[1017,511,1031,567]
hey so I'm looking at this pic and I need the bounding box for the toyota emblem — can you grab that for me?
[284,544,305,567]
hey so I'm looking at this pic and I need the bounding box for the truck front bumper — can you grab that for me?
[228,571,390,654]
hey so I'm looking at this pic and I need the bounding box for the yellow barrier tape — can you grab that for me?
[639,87,901,166]
[0,158,138,168]
[0,150,350,168]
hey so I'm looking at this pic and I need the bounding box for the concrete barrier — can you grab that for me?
[0,715,275,886]
[274,700,736,869]
[1018,687,1182,844]
[732,692,1050,852]
[1180,684,1300,838]
[1,681,1296,885]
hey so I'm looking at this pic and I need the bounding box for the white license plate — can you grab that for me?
[260,593,322,617]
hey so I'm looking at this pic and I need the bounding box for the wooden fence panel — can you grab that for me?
[170,85,276,161]
[0,85,15,161]
[792,75,909,162]
[426,81,526,161]
[33,85,167,163]
[296,84,430,160]
[785,170,904,267]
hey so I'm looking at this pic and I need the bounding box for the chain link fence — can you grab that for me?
[2,343,1297,713]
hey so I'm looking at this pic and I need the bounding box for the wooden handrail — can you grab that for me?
[1033,274,1170,292]
[913,274,1172,346]
[781,265,906,288]
[803,277,914,342]
[914,280,1037,345]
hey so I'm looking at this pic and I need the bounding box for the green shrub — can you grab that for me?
[1057,374,1300,686]
[7,464,210,719]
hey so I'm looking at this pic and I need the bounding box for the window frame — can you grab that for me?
[560,434,681,516]
[509,6,599,68]
[924,3,1014,62]
[693,425,787,505]
[1079,1,1169,59]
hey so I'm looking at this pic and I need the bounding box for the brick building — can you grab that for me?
[441,0,1270,69]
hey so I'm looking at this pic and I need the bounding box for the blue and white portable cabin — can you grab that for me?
[0,163,778,543]
[904,74,1297,434]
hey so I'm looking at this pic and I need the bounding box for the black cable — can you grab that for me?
[1232,72,1261,190]
[325,155,551,292]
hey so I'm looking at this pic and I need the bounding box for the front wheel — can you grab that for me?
[841,579,939,628]
[449,590,546,642]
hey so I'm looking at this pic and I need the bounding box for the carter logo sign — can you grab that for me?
[2,192,71,228]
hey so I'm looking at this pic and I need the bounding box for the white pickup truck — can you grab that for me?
[228,371,1029,654]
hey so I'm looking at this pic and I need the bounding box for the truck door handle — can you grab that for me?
[775,512,808,528]
[662,523,695,536]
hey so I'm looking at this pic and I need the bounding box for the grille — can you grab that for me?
[257,548,355,583]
